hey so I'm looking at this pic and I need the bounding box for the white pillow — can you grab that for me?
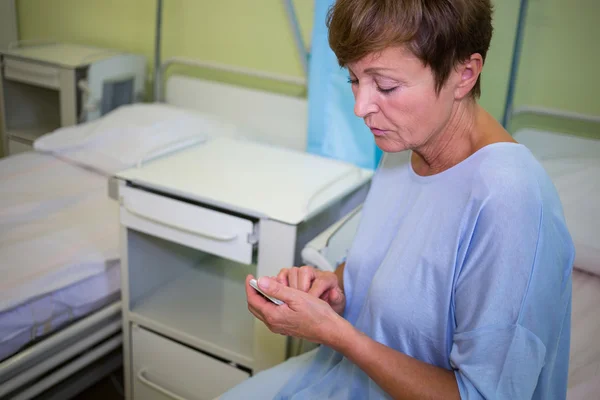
[34,103,247,174]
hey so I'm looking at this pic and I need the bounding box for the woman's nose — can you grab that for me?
[353,86,378,118]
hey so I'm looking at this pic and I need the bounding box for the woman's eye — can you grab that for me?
[377,86,398,94]
[347,77,397,94]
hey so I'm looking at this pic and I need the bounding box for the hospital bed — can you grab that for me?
[302,108,600,400]
[0,149,122,399]
[0,104,248,399]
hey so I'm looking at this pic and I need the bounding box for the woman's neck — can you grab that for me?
[410,102,515,176]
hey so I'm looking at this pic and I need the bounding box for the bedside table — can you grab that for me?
[0,42,146,155]
[114,137,373,399]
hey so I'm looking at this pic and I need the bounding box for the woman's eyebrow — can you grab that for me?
[363,67,395,74]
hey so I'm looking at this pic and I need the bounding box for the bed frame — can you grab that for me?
[0,304,122,399]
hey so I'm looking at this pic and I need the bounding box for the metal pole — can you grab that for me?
[153,0,163,102]
[282,0,309,77]
[502,0,529,128]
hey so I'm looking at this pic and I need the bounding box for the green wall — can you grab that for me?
[17,0,313,99]
[15,0,600,123]
[515,0,599,116]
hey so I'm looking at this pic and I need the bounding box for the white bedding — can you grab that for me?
[0,152,119,312]
[0,152,109,225]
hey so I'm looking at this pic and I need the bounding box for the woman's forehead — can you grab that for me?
[348,46,425,76]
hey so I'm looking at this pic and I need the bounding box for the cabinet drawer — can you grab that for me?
[4,58,61,89]
[132,325,250,400]
[120,185,256,264]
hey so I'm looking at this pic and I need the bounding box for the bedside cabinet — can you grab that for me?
[114,137,373,399]
[0,42,146,155]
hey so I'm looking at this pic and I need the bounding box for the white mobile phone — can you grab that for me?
[249,278,284,305]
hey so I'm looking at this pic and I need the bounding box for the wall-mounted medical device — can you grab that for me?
[0,42,147,155]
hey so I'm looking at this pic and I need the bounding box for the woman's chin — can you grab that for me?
[374,136,409,153]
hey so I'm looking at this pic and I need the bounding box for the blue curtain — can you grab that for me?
[305,0,383,170]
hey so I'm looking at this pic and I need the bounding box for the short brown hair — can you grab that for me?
[326,0,493,98]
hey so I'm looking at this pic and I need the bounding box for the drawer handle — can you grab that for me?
[137,368,189,400]
[123,202,239,242]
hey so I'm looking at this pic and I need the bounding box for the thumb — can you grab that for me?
[328,287,345,305]
[258,277,300,303]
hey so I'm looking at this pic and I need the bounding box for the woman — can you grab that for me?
[222,0,574,398]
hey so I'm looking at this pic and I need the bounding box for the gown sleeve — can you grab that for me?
[449,180,573,399]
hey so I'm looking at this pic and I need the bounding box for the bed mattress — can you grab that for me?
[0,152,119,324]
[0,260,120,362]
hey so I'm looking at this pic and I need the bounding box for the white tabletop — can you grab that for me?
[2,43,122,68]
[116,137,373,224]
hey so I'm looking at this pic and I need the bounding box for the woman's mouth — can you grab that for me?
[369,127,387,137]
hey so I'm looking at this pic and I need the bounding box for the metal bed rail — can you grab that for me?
[0,301,122,400]
[152,0,308,102]
[157,56,307,102]
[509,105,600,140]
[511,105,600,125]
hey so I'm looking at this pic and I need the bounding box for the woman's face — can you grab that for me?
[347,46,462,153]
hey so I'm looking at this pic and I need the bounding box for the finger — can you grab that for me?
[245,274,256,298]
[247,304,265,322]
[307,277,336,299]
[298,266,316,292]
[328,287,345,306]
[246,275,271,308]
[257,277,302,305]
[250,293,289,335]
[276,269,290,286]
[248,306,280,335]
[289,267,299,289]
[248,291,278,317]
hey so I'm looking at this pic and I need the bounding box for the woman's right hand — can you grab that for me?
[276,266,346,316]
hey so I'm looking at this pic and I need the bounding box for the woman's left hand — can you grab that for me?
[246,275,348,345]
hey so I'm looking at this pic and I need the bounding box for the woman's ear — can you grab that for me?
[454,53,483,100]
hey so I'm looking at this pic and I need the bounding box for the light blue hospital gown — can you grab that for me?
[221,143,574,399]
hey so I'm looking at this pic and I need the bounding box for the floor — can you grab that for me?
[72,368,124,400]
